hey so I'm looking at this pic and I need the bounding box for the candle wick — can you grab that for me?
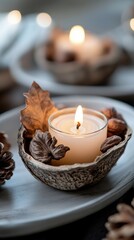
[76,122,81,130]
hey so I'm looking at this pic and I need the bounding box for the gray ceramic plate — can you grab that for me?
[10,44,134,99]
[0,96,134,237]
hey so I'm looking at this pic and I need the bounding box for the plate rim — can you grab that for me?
[10,45,134,98]
[0,95,134,237]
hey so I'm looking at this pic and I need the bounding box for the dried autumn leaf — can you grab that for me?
[29,130,70,163]
[21,81,57,137]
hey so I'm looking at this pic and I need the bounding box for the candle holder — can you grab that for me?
[18,125,131,190]
[17,82,132,191]
[48,107,107,165]
[35,27,122,85]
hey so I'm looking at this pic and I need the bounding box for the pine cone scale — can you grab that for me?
[0,134,15,185]
[104,198,134,240]
[0,169,5,176]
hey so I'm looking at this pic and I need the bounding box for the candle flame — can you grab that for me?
[69,25,85,44]
[36,12,52,28]
[130,18,134,31]
[7,10,21,25]
[75,105,83,129]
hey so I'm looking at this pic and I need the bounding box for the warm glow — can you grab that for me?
[75,105,83,129]
[36,12,52,28]
[7,10,21,25]
[130,18,134,31]
[69,25,85,44]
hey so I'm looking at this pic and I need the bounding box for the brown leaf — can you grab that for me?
[20,81,57,137]
[29,130,70,163]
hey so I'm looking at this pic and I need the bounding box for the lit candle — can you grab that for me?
[69,25,85,45]
[7,10,21,25]
[51,25,103,63]
[69,25,103,62]
[55,25,85,55]
[6,10,21,36]
[0,10,21,39]
[35,12,53,46]
[0,10,22,54]
[48,106,107,165]
[130,18,134,32]
[36,12,52,28]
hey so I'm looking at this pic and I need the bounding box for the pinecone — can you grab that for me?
[104,198,134,240]
[0,133,15,185]
[0,132,11,151]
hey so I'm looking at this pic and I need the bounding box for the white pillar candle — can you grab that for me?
[69,25,103,62]
[48,106,107,166]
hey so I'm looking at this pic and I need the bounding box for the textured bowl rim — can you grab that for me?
[18,125,132,172]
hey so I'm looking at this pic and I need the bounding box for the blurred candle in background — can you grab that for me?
[53,26,85,61]
[36,12,53,45]
[36,12,52,28]
[130,18,134,32]
[69,25,103,62]
[0,10,22,53]
[55,24,103,63]
[69,25,85,45]
[7,10,21,25]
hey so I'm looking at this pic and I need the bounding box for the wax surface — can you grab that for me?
[52,113,105,135]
